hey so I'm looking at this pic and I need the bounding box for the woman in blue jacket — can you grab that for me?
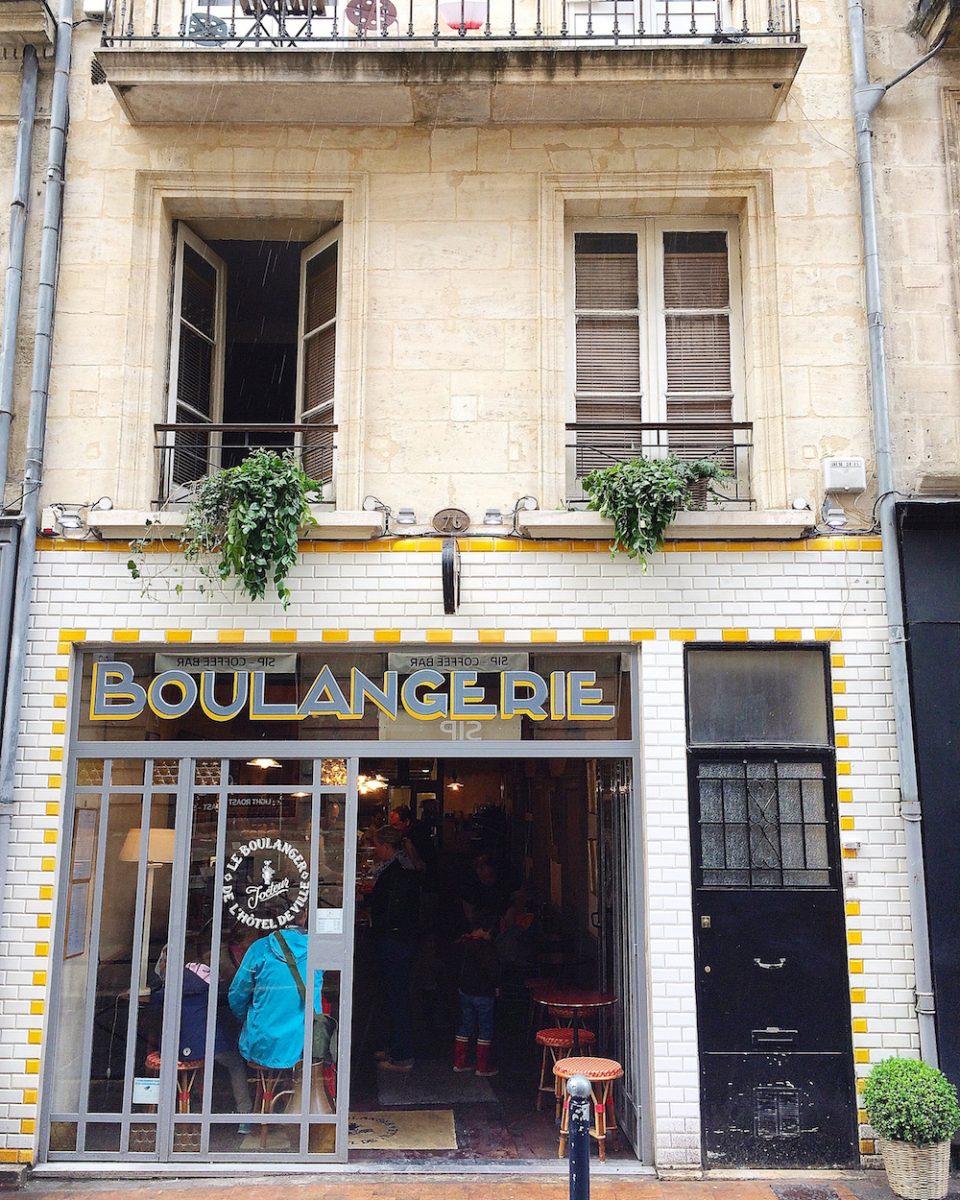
[228,919,323,1070]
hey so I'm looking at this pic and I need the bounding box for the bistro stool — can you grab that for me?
[247,1061,298,1150]
[535,1026,595,1115]
[144,1050,203,1114]
[554,1056,623,1162]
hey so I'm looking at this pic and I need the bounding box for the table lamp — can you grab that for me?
[119,827,176,999]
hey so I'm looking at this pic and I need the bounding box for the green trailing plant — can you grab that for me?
[581,455,728,566]
[127,449,322,608]
[864,1057,960,1146]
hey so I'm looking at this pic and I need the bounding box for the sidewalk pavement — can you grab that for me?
[18,1173,945,1200]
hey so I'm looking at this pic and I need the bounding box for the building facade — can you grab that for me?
[0,0,950,1174]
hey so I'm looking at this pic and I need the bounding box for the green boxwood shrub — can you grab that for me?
[864,1057,960,1145]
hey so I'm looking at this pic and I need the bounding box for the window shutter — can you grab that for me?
[298,229,340,486]
[662,231,734,464]
[573,233,644,473]
[167,225,226,489]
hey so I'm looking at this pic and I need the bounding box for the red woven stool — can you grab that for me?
[144,1050,203,1114]
[535,1026,596,1116]
[554,1056,623,1162]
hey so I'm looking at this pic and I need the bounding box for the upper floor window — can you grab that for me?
[567,218,749,502]
[164,221,340,504]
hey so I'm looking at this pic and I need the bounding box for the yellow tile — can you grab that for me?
[39,886,53,901]
[321,630,349,642]
[466,538,494,552]
[846,900,861,917]
[48,748,63,762]
[20,1119,35,1135]
[836,734,850,748]
[629,629,655,641]
[164,630,191,643]
[17,1151,33,1165]
[583,630,609,643]
[856,1078,866,1095]
[860,1139,876,1155]
[58,629,85,642]
[22,1089,37,1105]
[373,630,402,643]
[34,943,48,957]
[854,1049,870,1065]
[51,721,65,736]
[112,629,140,643]
[53,694,67,709]
[24,1060,39,1075]
[853,1018,869,1033]
[816,627,842,641]
[478,630,505,643]
[831,654,845,668]
[837,762,852,775]
[840,816,855,830]
[842,846,858,859]
[774,628,802,641]
[45,803,59,817]
[858,1108,869,1124]
[861,538,883,552]
[530,630,557,643]
[492,539,520,553]
[27,1030,41,1045]
[47,775,61,790]
[722,629,749,642]
[847,930,862,945]
[56,642,71,655]
[40,858,55,873]
[669,629,696,641]
[42,830,57,844]
[833,680,847,694]
[849,958,864,973]
[29,1003,43,1019]
[218,629,245,643]
[270,629,298,643]
[0,1151,16,1163]
[32,972,46,987]
[426,630,453,643]
[839,787,854,803]
[54,667,69,682]
[37,915,50,929]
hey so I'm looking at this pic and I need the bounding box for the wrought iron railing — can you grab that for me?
[154,422,337,508]
[101,0,799,48]
[565,420,754,508]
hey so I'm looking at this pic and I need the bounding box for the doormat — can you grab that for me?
[377,1059,497,1106]
[348,1109,458,1150]
[773,1188,841,1200]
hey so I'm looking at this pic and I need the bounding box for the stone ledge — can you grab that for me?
[83,508,386,541]
[518,509,814,540]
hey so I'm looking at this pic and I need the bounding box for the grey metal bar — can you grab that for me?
[73,740,639,759]
[198,760,230,1145]
[118,789,153,1150]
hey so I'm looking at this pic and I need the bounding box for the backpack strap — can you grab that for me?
[274,931,307,1003]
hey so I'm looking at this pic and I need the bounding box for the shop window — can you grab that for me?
[164,222,340,504]
[567,219,748,500]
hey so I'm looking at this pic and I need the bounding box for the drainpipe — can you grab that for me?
[0,0,74,938]
[0,44,39,500]
[847,0,945,1064]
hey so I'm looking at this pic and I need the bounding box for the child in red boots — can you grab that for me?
[453,912,501,1077]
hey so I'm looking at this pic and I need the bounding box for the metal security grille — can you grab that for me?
[696,760,831,889]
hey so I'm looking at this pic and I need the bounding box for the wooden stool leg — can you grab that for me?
[594,1081,609,1162]
[607,1084,620,1150]
[537,1046,550,1111]
[557,1089,570,1158]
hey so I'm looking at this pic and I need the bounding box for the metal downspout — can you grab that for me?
[0,44,39,500]
[847,0,940,1063]
[0,0,73,971]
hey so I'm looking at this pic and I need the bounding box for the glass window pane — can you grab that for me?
[687,648,829,745]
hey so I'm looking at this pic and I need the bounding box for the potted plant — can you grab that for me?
[864,1057,960,1200]
[581,454,728,567]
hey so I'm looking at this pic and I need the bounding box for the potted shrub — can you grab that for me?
[581,454,728,567]
[864,1057,960,1200]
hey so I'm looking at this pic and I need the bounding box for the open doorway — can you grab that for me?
[348,756,642,1163]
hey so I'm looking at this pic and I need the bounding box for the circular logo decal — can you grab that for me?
[222,836,310,930]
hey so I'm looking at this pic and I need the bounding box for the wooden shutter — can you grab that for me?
[297,227,339,486]
[167,224,226,489]
[662,230,734,465]
[573,232,644,474]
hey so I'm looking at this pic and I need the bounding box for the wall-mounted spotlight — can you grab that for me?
[44,496,115,539]
[396,508,417,526]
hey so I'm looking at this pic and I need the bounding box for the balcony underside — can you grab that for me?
[95,44,804,125]
[0,0,54,49]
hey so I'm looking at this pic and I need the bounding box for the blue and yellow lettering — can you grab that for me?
[199,672,249,722]
[401,669,448,720]
[350,669,399,719]
[298,666,352,719]
[451,671,496,720]
[250,672,300,720]
[147,670,198,719]
[501,671,548,720]
[567,671,616,721]
[90,660,147,721]
[550,671,566,719]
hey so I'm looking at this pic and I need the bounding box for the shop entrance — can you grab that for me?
[348,757,642,1162]
[40,750,643,1166]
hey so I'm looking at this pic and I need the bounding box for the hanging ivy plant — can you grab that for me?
[581,455,728,567]
[127,449,321,608]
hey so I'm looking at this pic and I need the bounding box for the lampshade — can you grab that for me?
[119,827,176,865]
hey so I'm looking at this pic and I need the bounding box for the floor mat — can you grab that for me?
[348,1109,458,1150]
[377,1059,498,1106]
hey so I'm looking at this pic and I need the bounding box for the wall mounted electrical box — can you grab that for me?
[822,456,866,493]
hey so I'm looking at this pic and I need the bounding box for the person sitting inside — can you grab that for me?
[453,910,501,1078]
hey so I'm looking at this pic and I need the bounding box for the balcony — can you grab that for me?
[0,0,54,48]
[92,0,804,125]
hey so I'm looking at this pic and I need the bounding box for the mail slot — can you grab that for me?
[751,1027,798,1047]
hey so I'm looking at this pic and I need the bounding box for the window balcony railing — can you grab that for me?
[100,0,799,48]
[565,420,754,508]
[154,422,337,508]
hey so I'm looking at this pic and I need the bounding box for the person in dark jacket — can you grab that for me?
[368,825,422,1071]
[453,911,501,1077]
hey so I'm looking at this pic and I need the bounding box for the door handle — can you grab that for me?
[753,957,786,970]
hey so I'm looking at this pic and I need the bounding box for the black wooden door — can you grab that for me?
[690,755,858,1167]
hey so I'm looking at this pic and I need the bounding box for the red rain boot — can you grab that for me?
[475,1040,498,1077]
[453,1036,472,1072]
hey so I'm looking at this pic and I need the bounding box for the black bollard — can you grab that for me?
[567,1074,592,1200]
